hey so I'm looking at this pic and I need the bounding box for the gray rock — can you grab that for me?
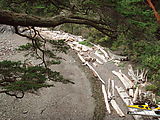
[23,110,28,114]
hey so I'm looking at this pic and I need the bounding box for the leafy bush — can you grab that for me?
[141,55,160,70]
[146,84,158,93]
[79,40,93,47]
[87,28,104,43]
[111,33,128,51]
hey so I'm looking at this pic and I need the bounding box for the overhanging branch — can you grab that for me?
[0,10,117,37]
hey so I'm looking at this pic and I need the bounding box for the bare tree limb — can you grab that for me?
[0,10,117,38]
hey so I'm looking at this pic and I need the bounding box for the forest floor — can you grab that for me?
[0,28,149,120]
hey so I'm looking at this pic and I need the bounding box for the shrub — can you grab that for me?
[146,84,158,93]
[79,40,93,47]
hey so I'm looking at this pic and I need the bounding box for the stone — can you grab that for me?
[23,110,28,114]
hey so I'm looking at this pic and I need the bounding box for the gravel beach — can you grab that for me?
[0,26,136,120]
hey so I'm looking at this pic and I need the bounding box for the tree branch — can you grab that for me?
[0,10,117,37]
[14,26,48,68]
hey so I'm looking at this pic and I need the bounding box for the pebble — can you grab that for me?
[23,110,28,114]
[0,112,3,115]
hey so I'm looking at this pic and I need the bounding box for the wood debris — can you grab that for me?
[112,70,133,89]
[33,28,156,119]
[102,84,111,114]
[107,78,125,117]
[115,86,132,106]
[110,99,125,117]
[94,50,107,63]
[107,48,128,61]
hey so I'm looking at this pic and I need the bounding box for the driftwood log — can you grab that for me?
[119,70,134,88]
[111,80,115,98]
[102,84,111,114]
[110,99,125,117]
[96,59,103,65]
[112,70,132,89]
[94,50,107,63]
[115,86,132,105]
[77,53,86,63]
[133,86,139,103]
[107,78,112,100]
[129,89,134,98]
[106,48,128,61]
[86,62,105,84]
[91,43,110,59]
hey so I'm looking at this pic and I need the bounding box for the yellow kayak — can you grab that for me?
[128,104,160,111]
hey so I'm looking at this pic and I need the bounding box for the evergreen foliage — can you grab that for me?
[0,60,73,98]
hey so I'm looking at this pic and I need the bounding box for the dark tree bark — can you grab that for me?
[0,10,117,37]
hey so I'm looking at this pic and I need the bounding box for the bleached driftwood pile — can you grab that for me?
[127,65,155,105]
[39,29,130,117]
[90,43,128,64]
[112,64,152,104]
[112,68,144,120]
[35,27,128,68]
[108,79,125,117]
[128,65,148,84]
[35,28,153,118]
[112,63,158,120]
